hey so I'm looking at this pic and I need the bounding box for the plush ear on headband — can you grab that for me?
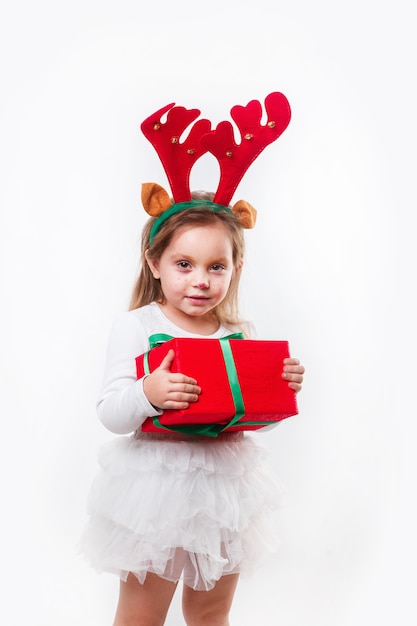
[141,183,171,217]
[231,199,257,229]
[141,182,257,229]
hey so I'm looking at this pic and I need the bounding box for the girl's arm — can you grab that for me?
[96,312,161,435]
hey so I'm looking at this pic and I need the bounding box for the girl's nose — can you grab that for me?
[194,277,209,289]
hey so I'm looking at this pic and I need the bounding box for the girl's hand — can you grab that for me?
[143,349,201,410]
[282,357,305,393]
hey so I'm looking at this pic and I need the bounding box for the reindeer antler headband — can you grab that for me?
[140,92,291,244]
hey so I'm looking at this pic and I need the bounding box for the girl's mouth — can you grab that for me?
[186,295,209,304]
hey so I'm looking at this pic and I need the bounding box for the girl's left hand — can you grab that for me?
[282,358,305,393]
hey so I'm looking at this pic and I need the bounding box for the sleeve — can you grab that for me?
[96,311,162,434]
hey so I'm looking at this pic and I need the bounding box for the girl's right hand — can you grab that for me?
[143,349,201,410]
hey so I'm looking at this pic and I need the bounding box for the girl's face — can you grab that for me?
[146,222,237,331]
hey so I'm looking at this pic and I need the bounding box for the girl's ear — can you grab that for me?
[145,250,160,279]
[235,259,244,272]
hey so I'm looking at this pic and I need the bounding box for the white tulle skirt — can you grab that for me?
[80,431,282,591]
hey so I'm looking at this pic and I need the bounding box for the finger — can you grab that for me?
[282,371,304,382]
[169,373,199,387]
[283,357,300,366]
[180,382,201,394]
[283,364,305,375]
[163,390,200,408]
[158,349,176,371]
[163,400,191,410]
[167,382,201,395]
[168,391,200,403]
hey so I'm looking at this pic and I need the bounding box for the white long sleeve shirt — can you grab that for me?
[97,302,236,434]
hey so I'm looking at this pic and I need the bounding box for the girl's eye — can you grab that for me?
[211,264,225,272]
[177,261,191,269]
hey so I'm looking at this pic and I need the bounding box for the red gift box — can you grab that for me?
[136,337,298,437]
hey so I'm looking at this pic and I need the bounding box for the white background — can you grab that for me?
[1,1,416,624]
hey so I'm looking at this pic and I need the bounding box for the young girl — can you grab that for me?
[80,192,305,626]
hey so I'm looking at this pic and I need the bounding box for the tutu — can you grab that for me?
[80,431,282,591]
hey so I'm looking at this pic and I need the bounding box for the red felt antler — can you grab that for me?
[140,103,211,202]
[140,92,291,206]
[202,92,291,205]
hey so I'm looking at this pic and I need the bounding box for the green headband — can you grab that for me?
[149,200,232,245]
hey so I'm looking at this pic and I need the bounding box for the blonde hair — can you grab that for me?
[129,192,248,333]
